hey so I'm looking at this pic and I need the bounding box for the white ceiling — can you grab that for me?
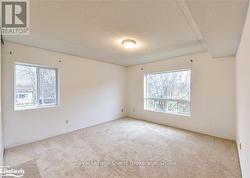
[4,0,249,66]
[186,0,249,58]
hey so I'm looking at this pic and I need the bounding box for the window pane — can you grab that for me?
[178,101,190,114]
[15,65,37,110]
[167,100,178,113]
[38,68,57,105]
[144,70,191,115]
[145,99,167,112]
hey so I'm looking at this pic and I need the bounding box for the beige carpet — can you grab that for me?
[4,118,241,178]
[14,160,41,178]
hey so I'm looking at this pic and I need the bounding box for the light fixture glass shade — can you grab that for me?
[122,39,136,49]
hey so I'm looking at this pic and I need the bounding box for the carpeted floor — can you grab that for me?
[4,118,241,178]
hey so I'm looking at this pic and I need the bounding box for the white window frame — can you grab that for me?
[144,69,191,116]
[14,63,59,111]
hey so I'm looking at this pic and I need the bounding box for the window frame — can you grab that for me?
[14,62,59,111]
[143,69,192,116]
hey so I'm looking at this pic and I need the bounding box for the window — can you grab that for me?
[15,64,58,110]
[144,70,191,116]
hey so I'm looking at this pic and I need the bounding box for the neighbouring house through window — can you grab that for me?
[144,69,191,116]
[15,63,58,110]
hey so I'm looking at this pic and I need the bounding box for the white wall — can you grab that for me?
[128,52,236,140]
[2,42,127,148]
[236,2,250,178]
[0,35,3,167]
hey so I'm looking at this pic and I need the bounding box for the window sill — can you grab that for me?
[15,104,59,111]
[144,109,191,117]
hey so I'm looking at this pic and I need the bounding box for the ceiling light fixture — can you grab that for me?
[122,39,136,49]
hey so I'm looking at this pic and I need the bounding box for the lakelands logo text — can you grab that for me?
[0,166,24,177]
[1,0,30,35]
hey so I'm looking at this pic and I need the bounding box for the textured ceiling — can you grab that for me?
[4,0,249,66]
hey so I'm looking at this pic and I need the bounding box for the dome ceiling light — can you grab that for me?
[121,39,137,49]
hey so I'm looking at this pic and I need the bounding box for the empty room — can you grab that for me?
[0,0,250,177]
